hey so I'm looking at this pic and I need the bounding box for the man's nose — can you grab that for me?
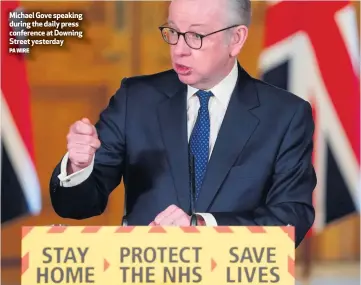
[173,35,191,55]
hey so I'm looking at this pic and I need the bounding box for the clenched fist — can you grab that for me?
[66,118,101,174]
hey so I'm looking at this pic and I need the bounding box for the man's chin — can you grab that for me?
[176,73,198,86]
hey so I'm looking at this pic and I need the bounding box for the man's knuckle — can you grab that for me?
[67,144,73,153]
[96,139,101,148]
[87,154,93,163]
[86,145,92,154]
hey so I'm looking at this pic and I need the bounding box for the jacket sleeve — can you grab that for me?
[49,78,129,219]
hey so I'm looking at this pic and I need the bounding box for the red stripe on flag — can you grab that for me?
[1,1,35,161]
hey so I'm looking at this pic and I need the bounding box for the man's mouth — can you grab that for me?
[174,63,191,75]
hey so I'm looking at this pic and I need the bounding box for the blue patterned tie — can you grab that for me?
[189,90,213,201]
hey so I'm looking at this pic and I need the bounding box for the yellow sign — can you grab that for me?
[22,226,295,285]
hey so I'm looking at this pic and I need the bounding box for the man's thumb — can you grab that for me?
[81,117,97,136]
[81,118,91,124]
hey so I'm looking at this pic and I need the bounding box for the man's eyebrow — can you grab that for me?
[189,23,207,28]
[166,20,207,28]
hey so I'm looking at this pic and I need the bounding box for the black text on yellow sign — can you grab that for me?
[22,226,295,285]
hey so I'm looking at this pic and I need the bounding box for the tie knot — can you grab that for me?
[196,90,213,107]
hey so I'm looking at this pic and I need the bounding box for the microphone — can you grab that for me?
[121,186,128,226]
[189,153,198,226]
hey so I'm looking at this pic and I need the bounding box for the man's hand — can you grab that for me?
[67,118,101,174]
[149,205,205,226]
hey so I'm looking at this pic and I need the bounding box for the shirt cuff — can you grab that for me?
[195,213,218,226]
[57,152,94,187]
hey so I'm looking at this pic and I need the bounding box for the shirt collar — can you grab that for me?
[187,60,238,108]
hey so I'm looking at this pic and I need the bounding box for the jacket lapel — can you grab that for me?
[157,80,190,213]
[196,67,260,212]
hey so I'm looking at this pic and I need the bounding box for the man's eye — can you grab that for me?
[188,33,202,39]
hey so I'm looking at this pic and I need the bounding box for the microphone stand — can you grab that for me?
[189,154,198,226]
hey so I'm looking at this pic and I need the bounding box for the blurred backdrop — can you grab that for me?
[1,1,360,285]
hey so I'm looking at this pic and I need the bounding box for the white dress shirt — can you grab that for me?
[58,60,239,225]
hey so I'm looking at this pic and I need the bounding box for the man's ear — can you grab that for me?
[229,25,248,57]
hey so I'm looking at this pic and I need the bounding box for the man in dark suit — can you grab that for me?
[49,0,316,247]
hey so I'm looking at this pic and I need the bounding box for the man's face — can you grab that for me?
[167,0,232,89]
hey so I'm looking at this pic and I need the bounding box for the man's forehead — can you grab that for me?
[167,9,223,29]
[168,0,224,23]
[170,0,225,8]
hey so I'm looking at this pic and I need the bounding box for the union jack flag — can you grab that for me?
[258,1,360,234]
[1,1,42,223]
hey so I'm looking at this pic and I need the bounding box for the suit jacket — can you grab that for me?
[49,64,317,247]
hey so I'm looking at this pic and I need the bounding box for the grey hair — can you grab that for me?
[226,0,252,27]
